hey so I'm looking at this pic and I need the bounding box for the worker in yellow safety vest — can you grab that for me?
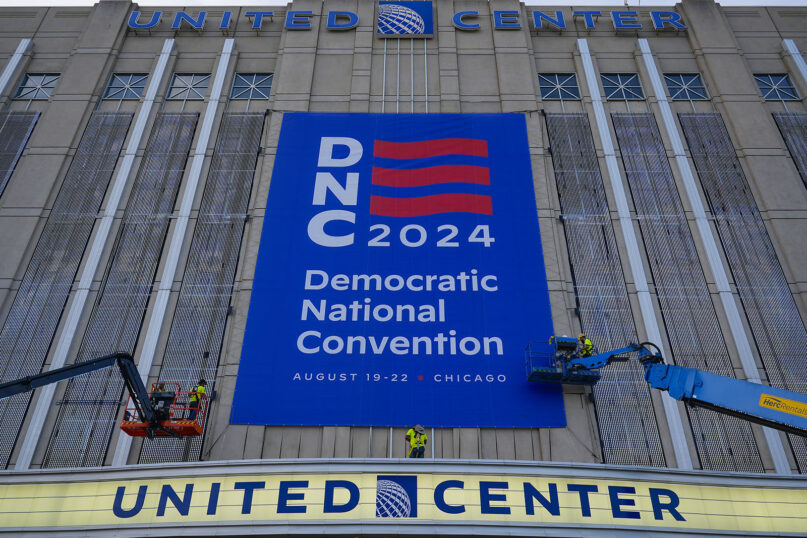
[188,379,207,421]
[578,333,594,358]
[406,424,428,458]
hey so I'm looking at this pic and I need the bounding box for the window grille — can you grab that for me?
[601,73,644,101]
[538,74,580,100]
[230,73,273,100]
[103,74,148,100]
[14,74,59,100]
[664,74,709,101]
[754,74,800,101]
[167,73,210,100]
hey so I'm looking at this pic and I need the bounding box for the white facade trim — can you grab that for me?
[0,38,32,99]
[638,38,791,474]
[783,39,807,89]
[577,38,693,470]
[111,38,236,467]
[15,39,176,471]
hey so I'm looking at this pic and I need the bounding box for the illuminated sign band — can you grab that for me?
[1,465,805,533]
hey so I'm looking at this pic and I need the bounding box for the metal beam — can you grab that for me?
[576,38,693,470]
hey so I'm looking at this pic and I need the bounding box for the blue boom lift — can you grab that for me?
[526,337,807,437]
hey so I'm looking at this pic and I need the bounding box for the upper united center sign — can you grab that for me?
[127,3,687,34]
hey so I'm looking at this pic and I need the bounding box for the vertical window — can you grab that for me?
[103,74,148,100]
[14,74,60,100]
[664,74,709,101]
[601,73,644,100]
[538,74,581,100]
[230,73,273,100]
[755,74,800,101]
[167,74,210,100]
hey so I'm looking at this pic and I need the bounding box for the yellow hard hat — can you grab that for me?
[578,333,586,339]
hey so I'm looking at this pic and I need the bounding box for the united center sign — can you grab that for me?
[127,5,686,33]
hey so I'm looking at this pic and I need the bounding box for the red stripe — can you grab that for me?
[374,138,488,159]
[370,194,492,217]
[372,165,490,187]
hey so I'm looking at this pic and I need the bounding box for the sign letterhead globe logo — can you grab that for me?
[376,475,418,517]
[377,1,434,37]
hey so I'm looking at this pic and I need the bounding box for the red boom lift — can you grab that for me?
[0,352,207,439]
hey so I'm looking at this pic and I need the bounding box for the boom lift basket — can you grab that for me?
[120,382,208,437]
[525,338,601,385]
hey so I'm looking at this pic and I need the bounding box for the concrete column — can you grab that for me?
[577,37,693,470]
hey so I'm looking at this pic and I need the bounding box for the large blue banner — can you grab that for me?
[231,113,563,427]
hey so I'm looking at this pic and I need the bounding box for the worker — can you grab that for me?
[578,333,594,357]
[188,379,207,421]
[405,424,428,458]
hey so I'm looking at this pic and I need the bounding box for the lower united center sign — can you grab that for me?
[1,467,805,533]
[231,113,561,427]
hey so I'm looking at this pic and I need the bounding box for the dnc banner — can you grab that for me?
[231,113,563,427]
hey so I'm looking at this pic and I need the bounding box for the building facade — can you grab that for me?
[0,0,806,534]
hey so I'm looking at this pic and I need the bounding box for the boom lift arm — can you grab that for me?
[0,352,170,438]
[527,338,807,438]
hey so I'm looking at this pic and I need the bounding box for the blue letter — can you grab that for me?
[323,480,359,513]
[207,483,220,515]
[649,488,685,521]
[567,484,598,517]
[434,480,465,514]
[494,11,520,30]
[157,484,193,516]
[612,11,641,29]
[609,486,640,519]
[278,480,308,513]
[479,481,510,515]
[523,482,559,516]
[573,11,600,29]
[113,485,147,518]
[219,12,231,29]
[327,11,358,30]
[651,11,686,30]
[245,11,274,30]
[234,481,265,514]
[286,11,313,30]
[533,11,565,30]
[453,11,479,30]
[172,12,206,30]
[128,11,161,29]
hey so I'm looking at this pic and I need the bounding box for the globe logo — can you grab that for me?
[377,4,426,35]
[375,479,412,517]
